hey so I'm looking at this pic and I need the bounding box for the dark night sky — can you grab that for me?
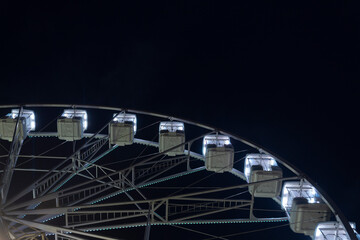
[1,1,360,239]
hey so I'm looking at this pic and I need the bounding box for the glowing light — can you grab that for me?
[83,218,287,232]
[31,121,35,130]
[62,109,88,130]
[202,135,232,155]
[8,109,36,131]
[314,221,357,240]
[113,113,137,133]
[243,154,279,181]
[159,121,185,133]
[281,181,320,209]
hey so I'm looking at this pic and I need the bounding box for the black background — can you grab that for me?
[1,1,359,239]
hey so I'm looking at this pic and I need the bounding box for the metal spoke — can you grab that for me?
[0,104,357,240]
[1,107,24,204]
[172,225,229,240]
[16,141,68,167]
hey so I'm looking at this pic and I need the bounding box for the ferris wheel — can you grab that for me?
[0,104,358,240]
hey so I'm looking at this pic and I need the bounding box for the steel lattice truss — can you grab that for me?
[0,104,356,240]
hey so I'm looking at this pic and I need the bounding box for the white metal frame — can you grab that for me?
[0,104,357,240]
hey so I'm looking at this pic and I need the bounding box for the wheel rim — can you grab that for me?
[0,104,357,240]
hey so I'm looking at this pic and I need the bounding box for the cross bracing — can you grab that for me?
[0,104,357,240]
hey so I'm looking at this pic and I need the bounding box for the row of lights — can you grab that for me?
[84,218,288,232]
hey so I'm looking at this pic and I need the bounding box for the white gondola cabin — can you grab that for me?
[109,113,136,146]
[57,109,88,141]
[0,109,35,141]
[244,153,283,198]
[203,135,234,173]
[281,181,331,236]
[159,122,185,156]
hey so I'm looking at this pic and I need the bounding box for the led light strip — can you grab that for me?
[83,218,289,232]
